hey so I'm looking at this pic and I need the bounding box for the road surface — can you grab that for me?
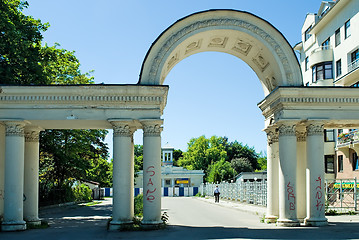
[1,197,359,239]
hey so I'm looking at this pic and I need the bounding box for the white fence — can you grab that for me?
[200,181,267,206]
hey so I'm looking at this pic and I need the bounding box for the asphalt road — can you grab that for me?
[1,197,359,239]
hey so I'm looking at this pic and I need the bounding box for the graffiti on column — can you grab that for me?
[146,166,156,202]
[315,176,324,211]
[287,182,295,210]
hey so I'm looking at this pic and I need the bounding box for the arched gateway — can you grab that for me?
[3,9,359,232]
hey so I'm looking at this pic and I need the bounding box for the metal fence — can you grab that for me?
[325,178,358,212]
[200,178,359,212]
[200,181,267,206]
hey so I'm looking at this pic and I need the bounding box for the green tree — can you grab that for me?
[172,149,183,166]
[225,141,259,170]
[230,157,254,174]
[0,0,49,85]
[207,159,236,183]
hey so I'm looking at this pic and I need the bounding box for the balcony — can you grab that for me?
[337,130,359,147]
[309,46,333,68]
[348,58,359,73]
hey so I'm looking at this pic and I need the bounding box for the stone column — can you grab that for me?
[23,127,43,226]
[265,127,279,223]
[277,123,300,227]
[109,121,135,230]
[141,120,163,226]
[305,123,328,226]
[0,123,5,220]
[1,121,27,231]
[296,128,307,222]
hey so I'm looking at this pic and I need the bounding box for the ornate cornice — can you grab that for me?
[306,124,324,136]
[146,18,293,85]
[278,124,296,137]
[5,122,25,137]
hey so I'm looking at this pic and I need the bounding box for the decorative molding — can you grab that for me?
[143,124,163,137]
[113,125,133,137]
[265,128,278,145]
[167,52,179,70]
[232,38,252,56]
[146,18,293,85]
[0,95,163,104]
[278,124,296,137]
[5,123,25,137]
[185,39,202,54]
[25,130,40,142]
[208,36,228,48]
[252,53,269,72]
[306,124,324,136]
[296,131,306,142]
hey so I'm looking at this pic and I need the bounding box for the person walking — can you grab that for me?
[214,185,220,203]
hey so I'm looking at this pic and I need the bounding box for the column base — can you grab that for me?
[141,220,164,230]
[108,220,133,231]
[304,217,328,226]
[277,218,300,227]
[26,219,41,226]
[265,215,278,223]
[1,220,27,231]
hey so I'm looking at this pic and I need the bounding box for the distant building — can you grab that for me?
[294,0,359,180]
[134,144,204,196]
[236,171,267,182]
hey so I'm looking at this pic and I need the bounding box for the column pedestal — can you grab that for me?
[277,123,300,227]
[304,123,328,226]
[1,121,27,231]
[23,128,42,226]
[141,120,163,228]
[109,121,135,230]
[265,127,279,223]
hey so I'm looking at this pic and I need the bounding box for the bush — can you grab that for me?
[73,184,92,202]
[134,194,143,217]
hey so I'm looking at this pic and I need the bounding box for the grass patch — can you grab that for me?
[27,220,49,229]
[84,201,102,207]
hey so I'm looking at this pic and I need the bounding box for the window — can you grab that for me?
[335,28,341,47]
[322,38,330,50]
[353,153,359,171]
[325,155,335,173]
[305,57,309,71]
[305,26,312,41]
[338,155,343,172]
[336,59,342,77]
[312,62,333,82]
[324,129,335,142]
[351,49,359,63]
[165,179,171,185]
[345,20,351,39]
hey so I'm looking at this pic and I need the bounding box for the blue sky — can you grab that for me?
[24,0,321,159]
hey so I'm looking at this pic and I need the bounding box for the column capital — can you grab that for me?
[278,123,296,137]
[265,127,279,144]
[141,119,163,137]
[24,127,44,143]
[306,123,324,136]
[4,121,28,137]
[109,120,137,137]
[296,130,306,142]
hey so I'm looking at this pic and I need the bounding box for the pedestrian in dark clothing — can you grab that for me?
[214,185,220,203]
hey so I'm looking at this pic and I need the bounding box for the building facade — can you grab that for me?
[295,0,359,180]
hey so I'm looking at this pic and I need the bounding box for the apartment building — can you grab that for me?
[294,0,359,180]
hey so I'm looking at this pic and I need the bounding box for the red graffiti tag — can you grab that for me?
[287,182,296,210]
[146,166,155,176]
[315,176,323,211]
[145,165,156,202]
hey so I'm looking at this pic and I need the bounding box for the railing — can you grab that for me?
[348,58,359,73]
[310,45,332,55]
[325,178,358,212]
[200,181,267,206]
[337,130,359,145]
[200,178,359,212]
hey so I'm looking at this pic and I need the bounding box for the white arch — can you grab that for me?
[139,10,302,96]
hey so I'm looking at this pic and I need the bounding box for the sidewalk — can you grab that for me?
[196,196,359,225]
